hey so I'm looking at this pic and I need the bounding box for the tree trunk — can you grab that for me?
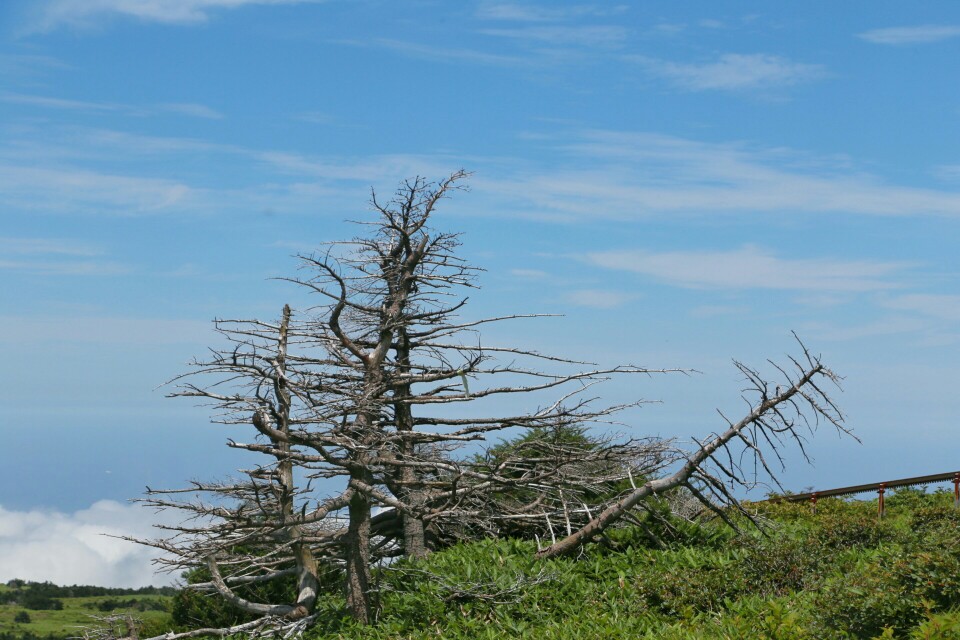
[393,330,429,559]
[275,305,320,616]
[400,466,428,559]
[344,479,372,623]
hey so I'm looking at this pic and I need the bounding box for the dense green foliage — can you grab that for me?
[291,488,960,639]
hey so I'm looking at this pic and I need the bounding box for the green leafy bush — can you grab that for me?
[812,534,960,637]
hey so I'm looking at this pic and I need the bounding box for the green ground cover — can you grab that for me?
[7,489,960,639]
[0,588,172,640]
[292,488,960,639]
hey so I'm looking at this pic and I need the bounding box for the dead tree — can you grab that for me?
[132,174,852,636]
[274,172,674,619]
[536,339,853,558]
[134,172,675,632]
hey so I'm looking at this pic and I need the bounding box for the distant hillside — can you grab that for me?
[0,581,173,640]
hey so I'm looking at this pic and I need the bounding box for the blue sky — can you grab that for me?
[2,1,960,586]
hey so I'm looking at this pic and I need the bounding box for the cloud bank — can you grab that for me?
[0,501,179,587]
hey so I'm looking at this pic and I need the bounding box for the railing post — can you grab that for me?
[953,473,959,509]
[877,483,886,519]
[810,492,818,515]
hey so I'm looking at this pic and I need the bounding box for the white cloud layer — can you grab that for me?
[631,53,824,91]
[858,25,960,45]
[0,501,178,587]
[484,130,960,219]
[584,246,904,292]
[8,123,960,224]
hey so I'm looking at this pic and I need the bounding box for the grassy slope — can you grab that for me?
[302,489,960,640]
[0,594,172,638]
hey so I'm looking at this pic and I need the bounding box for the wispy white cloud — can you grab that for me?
[295,111,337,125]
[12,123,960,225]
[801,317,929,342]
[480,25,628,49]
[0,54,70,76]
[0,238,126,275]
[0,501,176,588]
[509,268,549,279]
[564,288,635,308]
[880,294,960,321]
[338,38,534,68]
[583,246,904,292]
[0,260,128,276]
[157,102,223,119]
[630,53,825,91]
[1,92,125,112]
[0,164,193,215]
[690,304,746,318]
[934,165,960,182]
[30,0,324,31]
[0,237,100,256]
[2,93,223,119]
[699,19,725,30]
[482,130,960,219]
[0,123,463,219]
[475,3,626,23]
[649,23,686,36]
[858,25,960,45]
[0,315,211,344]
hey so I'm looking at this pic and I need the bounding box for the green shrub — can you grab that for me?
[812,537,960,637]
[633,546,748,616]
[909,609,960,639]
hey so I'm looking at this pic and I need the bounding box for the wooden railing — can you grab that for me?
[763,470,960,517]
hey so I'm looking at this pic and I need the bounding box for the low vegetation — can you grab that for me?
[286,487,959,639]
[0,582,173,640]
[7,489,960,639]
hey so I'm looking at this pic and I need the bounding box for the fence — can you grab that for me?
[764,470,960,518]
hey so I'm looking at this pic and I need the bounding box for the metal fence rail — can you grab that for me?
[763,470,960,517]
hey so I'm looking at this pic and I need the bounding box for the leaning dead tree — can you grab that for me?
[537,338,853,557]
[133,172,677,634]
